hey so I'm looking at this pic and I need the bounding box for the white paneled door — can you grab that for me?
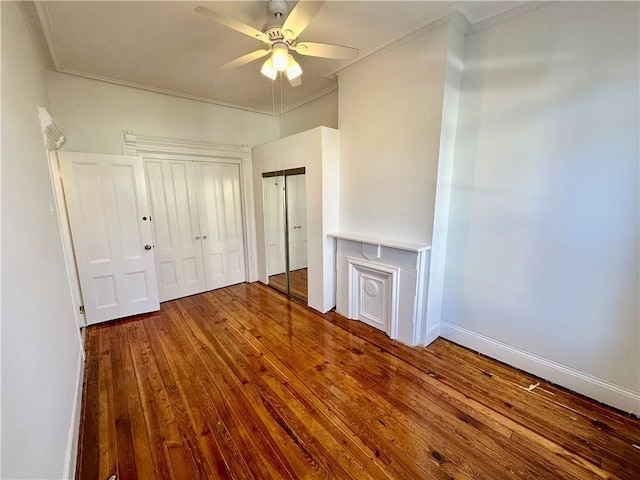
[59,152,160,324]
[145,160,206,302]
[195,162,247,290]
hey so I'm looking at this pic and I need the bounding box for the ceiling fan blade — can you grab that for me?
[281,1,323,39]
[194,6,269,43]
[288,75,302,87]
[292,42,358,60]
[219,49,271,70]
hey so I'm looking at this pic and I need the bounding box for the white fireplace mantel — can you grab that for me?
[329,232,431,253]
[330,232,431,346]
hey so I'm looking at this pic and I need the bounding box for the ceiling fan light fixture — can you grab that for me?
[272,43,289,72]
[260,58,277,80]
[285,55,302,81]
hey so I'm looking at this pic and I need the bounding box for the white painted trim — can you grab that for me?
[47,150,87,337]
[123,133,249,159]
[62,350,85,480]
[33,2,61,70]
[280,84,338,115]
[327,3,462,77]
[39,107,86,346]
[58,68,276,116]
[413,249,430,346]
[329,232,431,253]
[466,1,556,35]
[326,2,539,78]
[240,150,259,282]
[122,152,243,164]
[332,15,451,78]
[51,68,330,117]
[34,1,536,116]
[424,323,440,347]
[440,322,640,416]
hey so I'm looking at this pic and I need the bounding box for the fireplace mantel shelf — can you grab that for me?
[328,232,431,253]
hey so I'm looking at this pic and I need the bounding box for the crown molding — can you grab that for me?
[52,67,338,119]
[325,1,545,78]
[466,1,556,35]
[33,1,61,70]
[280,84,338,115]
[34,2,281,116]
[34,1,545,118]
[56,68,277,116]
[324,2,466,78]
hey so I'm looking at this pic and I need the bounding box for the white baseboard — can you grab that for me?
[440,322,640,416]
[424,322,440,347]
[62,351,85,480]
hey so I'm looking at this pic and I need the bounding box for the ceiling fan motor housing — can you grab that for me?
[263,0,290,41]
[267,0,288,18]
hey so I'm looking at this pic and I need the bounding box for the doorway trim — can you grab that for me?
[122,132,258,283]
[38,107,87,337]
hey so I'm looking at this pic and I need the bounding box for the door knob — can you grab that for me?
[195,236,200,240]
[144,245,152,250]
[202,235,208,239]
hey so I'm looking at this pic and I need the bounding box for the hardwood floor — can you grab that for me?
[76,283,640,480]
[268,268,308,301]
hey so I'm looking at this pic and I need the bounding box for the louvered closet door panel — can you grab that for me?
[145,159,206,302]
[195,162,247,290]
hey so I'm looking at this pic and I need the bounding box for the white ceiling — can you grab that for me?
[37,1,526,114]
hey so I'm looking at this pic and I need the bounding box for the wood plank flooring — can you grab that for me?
[76,283,640,480]
[268,268,308,302]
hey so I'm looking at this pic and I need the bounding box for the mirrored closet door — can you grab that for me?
[262,168,307,302]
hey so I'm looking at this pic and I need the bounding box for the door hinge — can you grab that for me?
[79,305,85,315]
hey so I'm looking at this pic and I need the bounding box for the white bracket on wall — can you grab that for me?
[361,242,381,260]
[38,106,65,150]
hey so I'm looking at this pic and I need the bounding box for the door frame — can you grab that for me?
[38,108,86,350]
[122,133,258,284]
[261,167,307,300]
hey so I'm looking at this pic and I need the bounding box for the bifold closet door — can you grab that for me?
[59,152,160,324]
[145,160,206,302]
[195,162,247,290]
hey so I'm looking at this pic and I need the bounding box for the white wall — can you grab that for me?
[424,14,467,344]
[442,2,640,413]
[1,2,84,477]
[46,72,277,154]
[338,23,449,245]
[280,89,338,138]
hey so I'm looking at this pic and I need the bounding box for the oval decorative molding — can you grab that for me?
[364,279,380,297]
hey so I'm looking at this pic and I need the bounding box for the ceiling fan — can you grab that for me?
[195,1,359,87]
